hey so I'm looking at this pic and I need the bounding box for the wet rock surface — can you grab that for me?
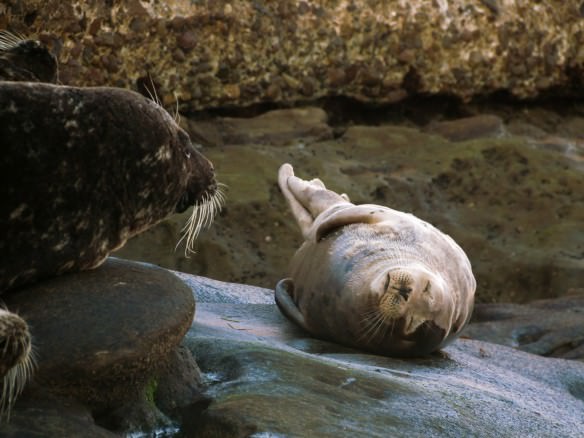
[0,393,118,438]
[466,290,584,360]
[4,1,584,110]
[117,103,584,304]
[180,276,584,438]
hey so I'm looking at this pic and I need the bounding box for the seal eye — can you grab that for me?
[423,281,431,293]
[383,274,391,292]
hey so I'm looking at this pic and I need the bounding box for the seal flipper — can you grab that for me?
[275,278,310,332]
[286,174,348,219]
[312,204,398,241]
[278,164,314,239]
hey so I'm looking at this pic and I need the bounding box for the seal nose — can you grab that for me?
[397,286,412,301]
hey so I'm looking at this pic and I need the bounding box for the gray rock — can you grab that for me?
[425,115,505,142]
[180,276,584,437]
[184,107,334,148]
[466,291,584,360]
[154,345,208,416]
[4,1,584,108]
[172,271,274,304]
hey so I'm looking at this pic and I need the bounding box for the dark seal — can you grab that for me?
[0,81,220,418]
[0,31,58,83]
[0,82,218,291]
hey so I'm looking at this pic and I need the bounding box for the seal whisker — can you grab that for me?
[369,312,389,343]
[359,310,386,343]
[173,93,181,125]
[176,185,226,256]
[358,304,385,341]
[0,348,34,421]
[141,72,163,109]
[0,31,25,50]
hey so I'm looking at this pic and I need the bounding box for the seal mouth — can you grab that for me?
[358,293,405,343]
[379,292,403,318]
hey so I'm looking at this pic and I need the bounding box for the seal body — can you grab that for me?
[0,82,217,291]
[275,164,475,357]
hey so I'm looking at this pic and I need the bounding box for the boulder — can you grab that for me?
[424,114,504,142]
[2,258,195,414]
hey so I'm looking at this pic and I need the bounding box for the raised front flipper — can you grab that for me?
[278,164,314,239]
[275,278,310,332]
[278,163,350,239]
[311,204,401,241]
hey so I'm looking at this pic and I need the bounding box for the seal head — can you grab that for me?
[0,31,58,83]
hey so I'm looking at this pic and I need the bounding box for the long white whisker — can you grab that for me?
[175,185,227,256]
[0,30,24,51]
[173,94,181,124]
[359,312,382,343]
[0,341,35,422]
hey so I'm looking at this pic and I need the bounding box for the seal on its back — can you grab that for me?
[275,164,476,357]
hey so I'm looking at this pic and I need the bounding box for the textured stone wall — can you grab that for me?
[3,0,584,110]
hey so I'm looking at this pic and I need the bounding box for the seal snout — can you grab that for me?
[385,269,415,301]
[378,291,403,319]
[176,146,218,214]
[395,285,412,301]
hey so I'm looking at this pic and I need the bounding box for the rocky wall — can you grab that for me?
[3,1,584,111]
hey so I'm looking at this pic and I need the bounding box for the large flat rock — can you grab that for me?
[181,277,584,437]
[466,291,584,360]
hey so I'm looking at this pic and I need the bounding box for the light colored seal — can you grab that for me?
[275,163,476,357]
